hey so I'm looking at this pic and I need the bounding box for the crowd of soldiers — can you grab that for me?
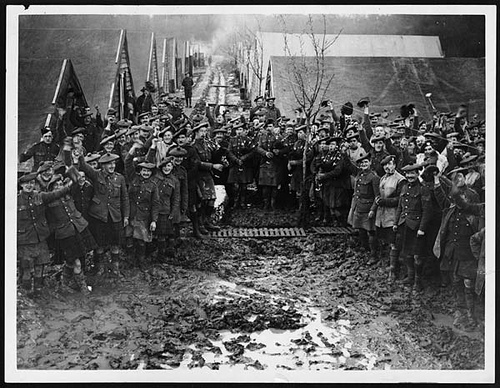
[18,85,486,330]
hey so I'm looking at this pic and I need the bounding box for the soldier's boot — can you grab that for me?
[190,213,205,239]
[32,265,45,295]
[110,252,123,278]
[20,268,33,292]
[135,243,147,271]
[367,234,379,265]
[73,259,90,294]
[402,256,415,285]
[413,256,424,292]
[157,239,167,260]
[198,211,209,235]
[388,247,400,282]
[166,238,176,259]
[358,229,369,252]
[464,286,477,329]
[205,206,220,231]
[60,263,75,292]
[452,280,466,309]
[94,251,106,276]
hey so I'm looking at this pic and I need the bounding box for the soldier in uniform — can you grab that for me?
[315,137,352,227]
[348,153,381,263]
[375,155,406,274]
[168,146,189,242]
[124,144,160,270]
[265,97,281,125]
[192,122,222,231]
[70,170,94,221]
[433,168,483,329]
[255,120,280,210]
[17,172,73,294]
[45,174,97,294]
[227,122,255,208]
[150,156,181,260]
[77,151,130,277]
[249,96,266,122]
[19,127,60,172]
[35,161,55,192]
[393,164,432,292]
[287,124,313,211]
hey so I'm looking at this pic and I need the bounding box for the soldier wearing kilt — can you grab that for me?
[124,144,160,270]
[192,122,222,231]
[348,153,381,263]
[432,168,483,328]
[17,172,73,294]
[393,163,432,292]
[287,125,313,210]
[168,146,189,241]
[227,122,255,208]
[151,156,180,261]
[77,151,130,277]
[255,120,280,210]
[315,137,352,227]
[45,174,97,294]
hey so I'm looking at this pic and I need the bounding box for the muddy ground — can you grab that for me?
[16,205,485,372]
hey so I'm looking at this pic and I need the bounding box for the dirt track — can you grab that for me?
[17,207,484,371]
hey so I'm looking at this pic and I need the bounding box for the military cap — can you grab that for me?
[192,114,205,122]
[401,163,422,172]
[172,128,187,140]
[380,155,396,166]
[233,122,245,130]
[357,97,370,107]
[127,126,140,136]
[390,132,403,139]
[98,153,120,164]
[82,111,93,118]
[255,108,267,116]
[371,135,386,143]
[355,153,371,163]
[340,102,353,116]
[254,122,265,129]
[317,136,330,143]
[84,153,101,163]
[159,156,175,167]
[454,142,469,150]
[137,162,156,170]
[447,166,467,176]
[460,154,478,165]
[100,134,116,145]
[53,160,67,174]
[317,126,329,134]
[37,161,54,174]
[387,122,399,128]
[115,128,128,138]
[474,137,485,145]
[253,95,264,102]
[266,96,276,101]
[345,131,360,140]
[295,124,307,132]
[18,172,38,183]
[192,122,209,132]
[137,112,150,120]
[47,174,64,190]
[424,132,440,139]
[265,118,275,126]
[107,108,117,116]
[446,132,459,138]
[280,116,290,122]
[320,119,331,126]
[40,126,52,135]
[326,136,343,144]
[139,124,153,132]
[213,127,228,135]
[168,146,188,157]
[117,119,132,128]
[72,127,86,136]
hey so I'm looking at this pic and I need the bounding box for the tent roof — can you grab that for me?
[19,28,124,115]
[269,56,485,121]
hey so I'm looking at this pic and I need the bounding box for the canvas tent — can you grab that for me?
[18,27,136,152]
[267,56,485,121]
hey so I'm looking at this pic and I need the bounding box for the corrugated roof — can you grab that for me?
[269,56,485,120]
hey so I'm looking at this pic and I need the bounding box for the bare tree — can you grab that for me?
[277,14,342,226]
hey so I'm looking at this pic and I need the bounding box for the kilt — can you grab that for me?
[155,213,174,238]
[56,226,98,259]
[399,225,424,257]
[198,173,217,201]
[227,165,253,184]
[321,184,349,209]
[125,220,153,243]
[348,207,375,231]
[258,160,279,187]
[440,244,477,279]
[377,226,397,245]
[88,216,123,247]
[18,241,51,270]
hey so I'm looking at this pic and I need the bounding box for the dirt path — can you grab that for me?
[17,208,484,371]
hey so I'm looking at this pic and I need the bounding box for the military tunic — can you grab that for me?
[193,138,217,201]
[375,171,406,228]
[151,172,180,237]
[19,142,60,172]
[255,132,280,187]
[347,169,380,231]
[227,135,254,184]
